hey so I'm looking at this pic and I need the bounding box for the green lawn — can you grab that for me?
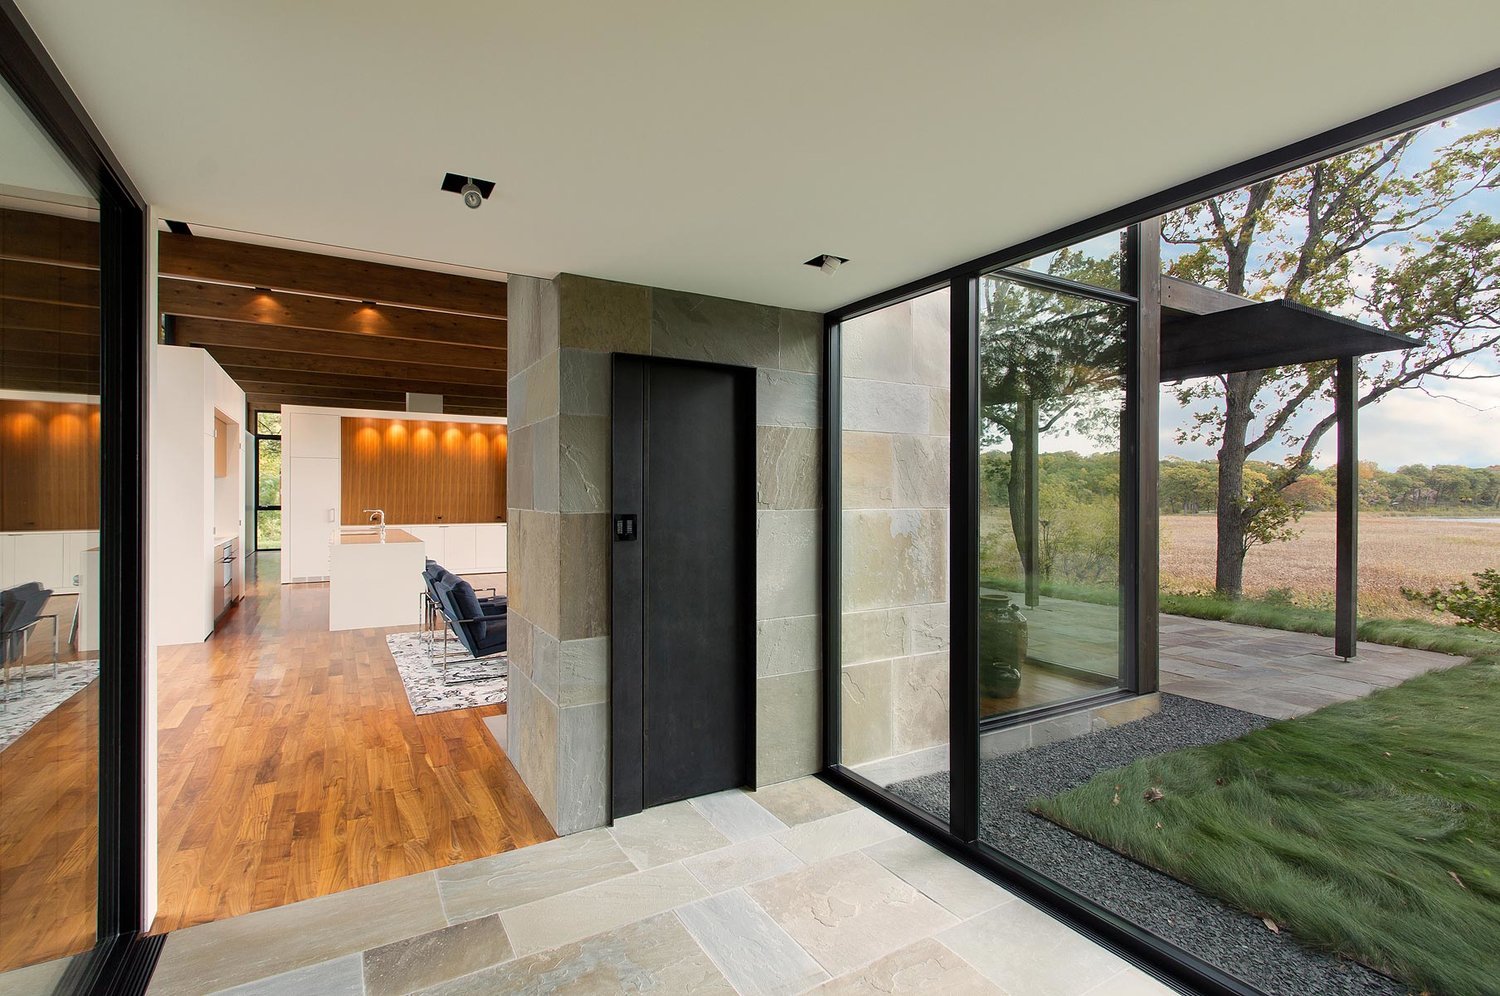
[1035,659,1500,996]
[1160,590,1500,658]
[985,575,1500,657]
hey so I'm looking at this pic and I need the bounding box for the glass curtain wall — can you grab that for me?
[0,74,103,975]
[977,246,1129,724]
[837,286,951,819]
[974,238,1135,853]
[829,227,1146,846]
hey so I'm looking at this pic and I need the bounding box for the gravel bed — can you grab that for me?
[889,694,1408,996]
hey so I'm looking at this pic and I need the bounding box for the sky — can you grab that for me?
[1159,100,1500,471]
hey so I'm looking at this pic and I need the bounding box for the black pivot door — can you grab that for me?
[611,354,755,818]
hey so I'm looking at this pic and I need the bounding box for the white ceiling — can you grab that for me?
[17,1,1500,313]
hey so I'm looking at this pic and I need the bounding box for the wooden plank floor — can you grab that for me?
[0,598,98,973]
[151,552,554,935]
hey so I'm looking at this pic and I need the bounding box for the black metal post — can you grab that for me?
[949,275,980,844]
[1125,220,1162,693]
[821,315,842,769]
[1335,355,1359,659]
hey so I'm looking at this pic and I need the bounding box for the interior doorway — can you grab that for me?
[610,354,756,818]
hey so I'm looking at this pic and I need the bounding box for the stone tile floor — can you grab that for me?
[143,776,1173,996]
[1161,614,1464,719]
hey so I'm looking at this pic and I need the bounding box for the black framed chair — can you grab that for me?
[1,582,59,704]
[420,561,506,649]
[430,577,508,685]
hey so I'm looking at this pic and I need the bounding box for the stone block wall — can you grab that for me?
[505,272,823,835]
[838,289,952,769]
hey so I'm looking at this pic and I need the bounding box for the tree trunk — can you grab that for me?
[1214,372,1259,598]
[1006,398,1035,585]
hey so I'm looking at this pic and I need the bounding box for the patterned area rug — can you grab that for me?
[0,659,99,752]
[385,632,507,715]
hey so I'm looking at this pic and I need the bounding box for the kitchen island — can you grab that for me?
[328,528,426,631]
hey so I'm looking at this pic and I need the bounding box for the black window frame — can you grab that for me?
[0,1,161,991]
[820,67,1500,996]
[253,430,282,553]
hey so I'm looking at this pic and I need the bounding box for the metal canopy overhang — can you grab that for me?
[1159,299,1421,382]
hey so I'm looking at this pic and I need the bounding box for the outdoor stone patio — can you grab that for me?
[1161,614,1465,719]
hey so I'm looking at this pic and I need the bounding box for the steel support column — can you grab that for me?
[1335,355,1359,659]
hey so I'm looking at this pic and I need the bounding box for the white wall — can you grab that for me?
[150,345,246,646]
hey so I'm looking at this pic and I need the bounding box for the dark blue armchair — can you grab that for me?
[431,577,508,684]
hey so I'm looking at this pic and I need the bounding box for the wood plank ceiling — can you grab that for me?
[158,233,507,418]
[0,207,102,397]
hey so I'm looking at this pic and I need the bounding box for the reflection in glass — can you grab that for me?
[838,288,950,816]
[978,274,1126,720]
[0,77,101,973]
[1011,228,1127,291]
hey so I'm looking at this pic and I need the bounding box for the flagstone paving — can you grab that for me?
[147,777,1172,996]
[1161,614,1463,719]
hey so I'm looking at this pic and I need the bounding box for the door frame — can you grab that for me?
[608,352,758,821]
[253,430,282,552]
[0,0,158,990]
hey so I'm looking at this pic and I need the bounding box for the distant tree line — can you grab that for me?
[1162,457,1500,514]
[980,449,1500,517]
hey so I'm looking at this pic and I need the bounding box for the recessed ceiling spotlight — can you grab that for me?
[442,172,496,209]
[805,253,848,275]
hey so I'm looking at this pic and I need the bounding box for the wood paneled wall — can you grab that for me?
[340,417,506,525]
[0,399,101,530]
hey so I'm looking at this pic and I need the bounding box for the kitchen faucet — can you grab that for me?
[364,508,386,541]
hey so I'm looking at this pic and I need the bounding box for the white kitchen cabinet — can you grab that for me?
[284,411,341,459]
[13,533,65,590]
[441,524,478,573]
[403,525,444,564]
[475,523,507,572]
[286,457,340,581]
[385,523,505,573]
[0,530,94,593]
[62,531,96,589]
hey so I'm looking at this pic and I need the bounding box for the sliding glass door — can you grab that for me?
[1,5,152,990]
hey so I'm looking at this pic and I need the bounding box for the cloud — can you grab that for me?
[1160,379,1500,470]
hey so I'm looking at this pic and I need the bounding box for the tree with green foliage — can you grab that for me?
[1164,124,1500,598]
[1403,569,1500,631]
[979,245,1127,578]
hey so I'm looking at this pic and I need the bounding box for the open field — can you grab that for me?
[1162,511,1500,617]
